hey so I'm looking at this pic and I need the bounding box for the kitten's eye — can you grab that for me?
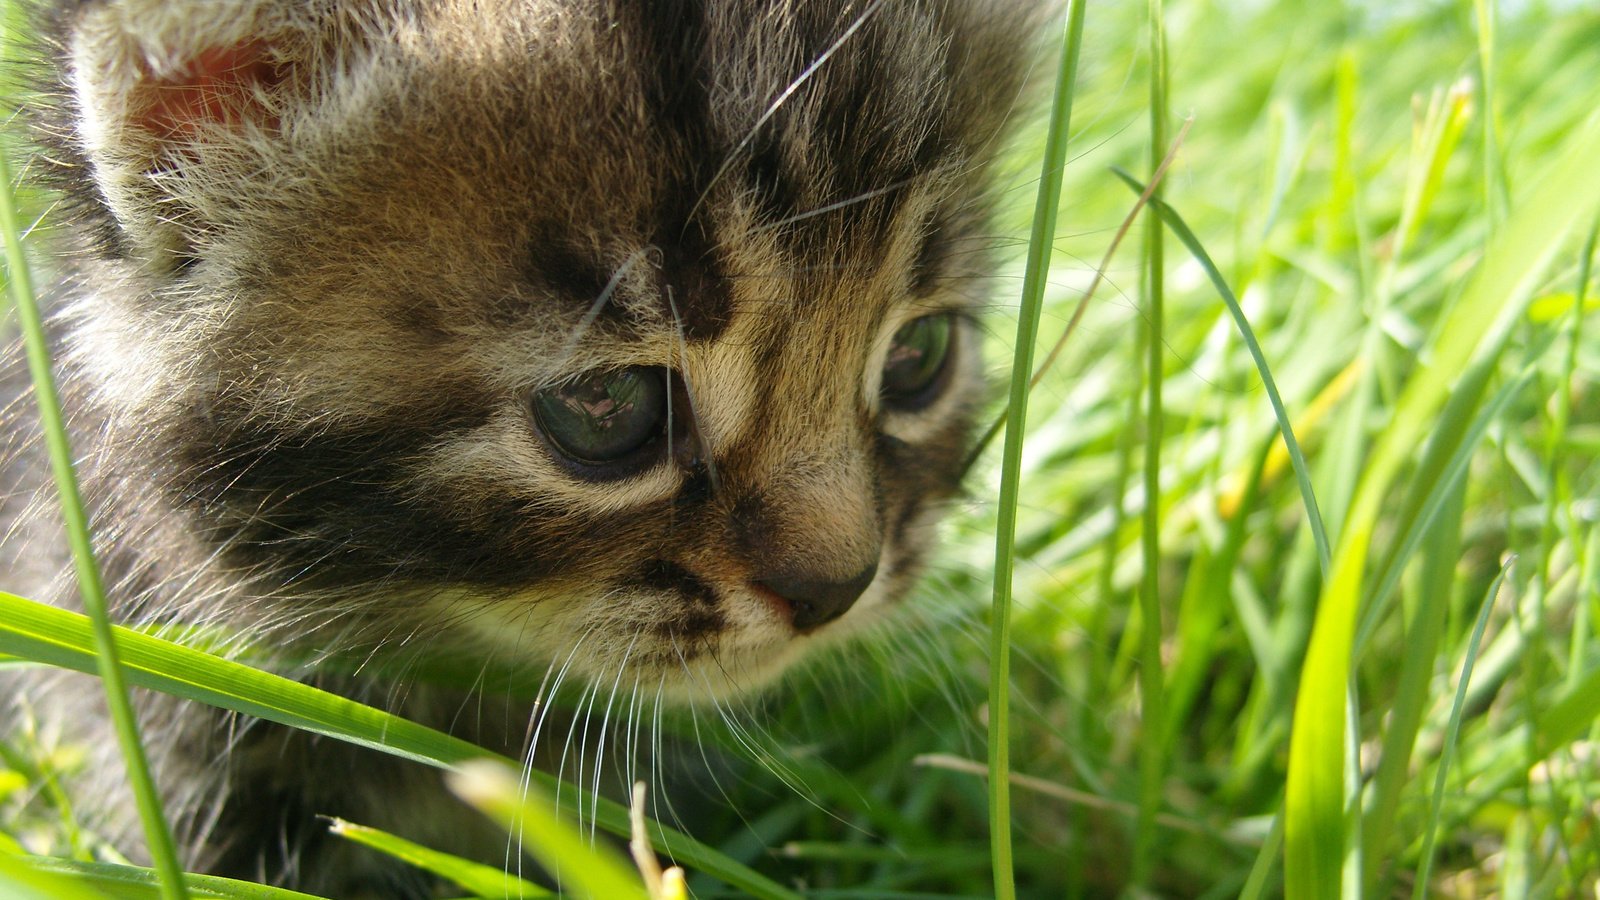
[532,367,668,466]
[881,314,954,410]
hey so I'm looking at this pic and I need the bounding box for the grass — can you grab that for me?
[987,4,1088,897]
[0,74,191,900]
[6,0,1600,897]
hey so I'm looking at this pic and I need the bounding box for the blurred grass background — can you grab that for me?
[5,0,1600,897]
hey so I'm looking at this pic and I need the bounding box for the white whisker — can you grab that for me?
[684,0,889,225]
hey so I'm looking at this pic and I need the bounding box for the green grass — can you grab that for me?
[7,0,1600,897]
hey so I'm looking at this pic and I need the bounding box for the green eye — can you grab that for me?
[532,367,668,466]
[881,314,954,410]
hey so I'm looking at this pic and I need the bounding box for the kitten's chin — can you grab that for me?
[649,641,811,704]
[432,582,880,705]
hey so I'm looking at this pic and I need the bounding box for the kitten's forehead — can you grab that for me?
[60,0,1032,354]
[367,0,1008,335]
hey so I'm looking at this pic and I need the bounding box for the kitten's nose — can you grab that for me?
[759,561,879,631]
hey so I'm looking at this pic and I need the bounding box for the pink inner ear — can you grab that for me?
[137,41,286,140]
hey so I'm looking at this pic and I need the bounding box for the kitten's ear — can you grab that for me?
[62,1,364,258]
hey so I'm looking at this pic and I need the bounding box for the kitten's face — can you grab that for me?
[55,0,1034,699]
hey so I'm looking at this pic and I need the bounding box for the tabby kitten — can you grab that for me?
[2,0,1039,894]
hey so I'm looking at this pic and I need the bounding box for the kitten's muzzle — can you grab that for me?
[756,561,879,632]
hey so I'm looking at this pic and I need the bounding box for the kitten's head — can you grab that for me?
[47,0,1040,700]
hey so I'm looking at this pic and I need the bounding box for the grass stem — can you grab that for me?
[987,4,1086,898]
[1132,0,1170,885]
[0,140,189,899]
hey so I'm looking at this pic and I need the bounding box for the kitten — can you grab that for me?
[2,0,1040,894]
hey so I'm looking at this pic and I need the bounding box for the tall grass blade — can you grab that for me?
[1285,110,1600,899]
[1109,169,1331,575]
[1354,362,1538,657]
[0,851,113,900]
[1391,80,1473,268]
[1133,0,1170,882]
[987,4,1086,898]
[0,129,189,900]
[0,592,800,900]
[1360,478,1464,895]
[1411,562,1508,899]
[450,761,648,900]
[1473,0,1507,230]
[8,856,323,899]
[1536,661,1600,753]
[328,818,555,899]
[961,121,1187,474]
[1236,805,1285,900]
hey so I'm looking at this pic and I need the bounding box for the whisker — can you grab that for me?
[684,0,889,227]
[749,177,915,234]
[590,630,639,841]
[552,247,652,369]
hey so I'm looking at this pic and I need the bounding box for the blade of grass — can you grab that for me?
[1352,349,1541,662]
[1342,77,1487,660]
[1536,665,1600,753]
[1236,804,1284,900]
[1132,0,1170,883]
[915,753,1234,842]
[1473,0,1507,231]
[8,856,324,900]
[1391,80,1474,268]
[1110,169,1331,575]
[1286,110,1600,900]
[0,592,800,900]
[0,592,487,766]
[961,120,1188,474]
[1113,168,1335,825]
[1164,434,1274,745]
[1412,561,1508,899]
[1557,216,1598,684]
[327,818,554,899]
[0,850,114,900]
[987,4,1086,899]
[450,761,647,900]
[0,120,188,900]
[1360,480,1465,895]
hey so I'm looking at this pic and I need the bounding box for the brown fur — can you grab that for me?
[3,0,1043,893]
